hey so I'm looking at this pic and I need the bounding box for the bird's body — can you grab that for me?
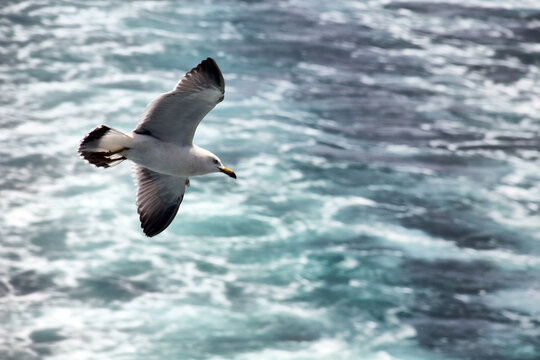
[78,58,236,237]
[127,134,216,177]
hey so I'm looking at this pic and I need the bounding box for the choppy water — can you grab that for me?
[1,0,540,359]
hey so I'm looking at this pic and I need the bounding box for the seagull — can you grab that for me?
[78,58,236,237]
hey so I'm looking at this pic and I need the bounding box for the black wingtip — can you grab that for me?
[198,57,225,93]
[139,200,182,237]
[174,57,225,100]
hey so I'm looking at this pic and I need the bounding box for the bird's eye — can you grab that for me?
[213,159,219,164]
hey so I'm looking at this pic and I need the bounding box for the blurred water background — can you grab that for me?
[1,0,540,359]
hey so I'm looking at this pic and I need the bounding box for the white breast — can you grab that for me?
[126,134,196,177]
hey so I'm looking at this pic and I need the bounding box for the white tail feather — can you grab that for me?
[78,125,132,168]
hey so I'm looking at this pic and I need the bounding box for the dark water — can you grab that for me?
[1,1,540,359]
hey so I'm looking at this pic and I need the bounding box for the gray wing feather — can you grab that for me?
[133,165,187,237]
[134,58,225,145]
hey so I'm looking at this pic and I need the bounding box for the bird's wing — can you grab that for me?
[134,57,225,146]
[132,165,187,237]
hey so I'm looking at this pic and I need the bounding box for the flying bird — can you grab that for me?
[78,58,236,237]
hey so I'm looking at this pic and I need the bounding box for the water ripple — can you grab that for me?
[1,0,540,359]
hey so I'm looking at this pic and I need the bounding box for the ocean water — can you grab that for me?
[1,0,540,359]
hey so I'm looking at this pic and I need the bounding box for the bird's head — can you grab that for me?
[209,155,236,179]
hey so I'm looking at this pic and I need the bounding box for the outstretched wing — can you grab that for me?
[132,165,187,237]
[134,57,225,146]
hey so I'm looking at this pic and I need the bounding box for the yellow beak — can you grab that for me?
[219,167,237,179]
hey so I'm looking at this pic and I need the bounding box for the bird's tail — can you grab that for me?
[78,125,132,168]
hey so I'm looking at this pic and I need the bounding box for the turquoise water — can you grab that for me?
[1,1,540,359]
